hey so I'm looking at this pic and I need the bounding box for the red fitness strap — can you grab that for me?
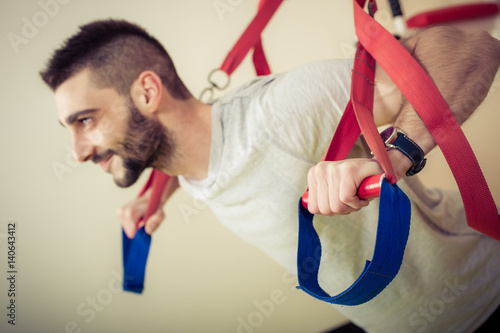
[136,170,170,229]
[220,0,283,76]
[251,0,273,76]
[353,0,500,240]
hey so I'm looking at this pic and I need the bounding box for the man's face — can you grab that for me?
[55,68,173,187]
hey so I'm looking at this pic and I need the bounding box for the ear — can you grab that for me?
[129,71,163,116]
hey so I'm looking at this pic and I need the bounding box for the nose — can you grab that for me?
[71,132,95,162]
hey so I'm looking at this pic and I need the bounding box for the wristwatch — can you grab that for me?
[380,127,427,176]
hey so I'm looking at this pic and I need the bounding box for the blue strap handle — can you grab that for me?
[122,227,151,293]
[296,179,411,305]
[121,169,168,294]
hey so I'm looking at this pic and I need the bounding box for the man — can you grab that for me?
[41,18,500,332]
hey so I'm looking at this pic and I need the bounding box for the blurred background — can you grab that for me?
[0,0,499,332]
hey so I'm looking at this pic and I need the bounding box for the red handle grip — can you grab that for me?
[301,173,384,210]
[406,3,499,28]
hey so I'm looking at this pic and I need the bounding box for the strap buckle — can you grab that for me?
[199,68,231,104]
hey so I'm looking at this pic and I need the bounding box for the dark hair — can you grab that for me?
[40,19,191,99]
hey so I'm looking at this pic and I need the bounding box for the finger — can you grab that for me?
[144,209,165,235]
[326,173,358,215]
[316,164,335,215]
[307,166,320,214]
[333,159,383,213]
[337,175,369,212]
[116,197,149,238]
[116,207,139,239]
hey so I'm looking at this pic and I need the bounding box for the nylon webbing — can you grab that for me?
[353,0,500,240]
[297,0,411,305]
[122,169,169,293]
[297,0,499,305]
[220,0,282,76]
[297,178,410,305]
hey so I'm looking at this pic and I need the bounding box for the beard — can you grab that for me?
[94,101,175,188]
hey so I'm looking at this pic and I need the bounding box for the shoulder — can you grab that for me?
[217,58,354,104]
[213,59,356,164]
[258,59,355,163]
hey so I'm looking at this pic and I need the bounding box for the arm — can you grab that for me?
[307,27,500,215]
[380,27,500,178]
[116,176,179,237]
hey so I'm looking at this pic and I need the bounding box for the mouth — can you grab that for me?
[98,154,114,172]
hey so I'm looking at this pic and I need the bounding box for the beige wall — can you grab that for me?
[0,0,498,332]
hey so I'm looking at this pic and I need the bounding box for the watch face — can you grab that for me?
[380,127,395,143]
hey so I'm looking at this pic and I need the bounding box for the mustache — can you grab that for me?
[92,149,117,164]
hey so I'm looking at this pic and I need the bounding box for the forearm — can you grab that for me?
[388,27,500,178]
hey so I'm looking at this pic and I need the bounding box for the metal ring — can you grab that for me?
[199,87,215,104]
[207,68,230,91]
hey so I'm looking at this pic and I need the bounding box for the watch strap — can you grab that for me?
[391,132,427,176]
[381,127,427,176]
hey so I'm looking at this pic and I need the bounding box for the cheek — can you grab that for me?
[95,121,126,148]
[102,113,127,135]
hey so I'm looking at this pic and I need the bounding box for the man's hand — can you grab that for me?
[116,176,179,238]
[307,149,412,216]
[306,158,384,215]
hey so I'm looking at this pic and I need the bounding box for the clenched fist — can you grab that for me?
[116,176,179,238]
[306,158,383,215]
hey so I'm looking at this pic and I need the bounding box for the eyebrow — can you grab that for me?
[59,108,99,127]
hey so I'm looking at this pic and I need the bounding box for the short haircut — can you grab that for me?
[40,19,191,100]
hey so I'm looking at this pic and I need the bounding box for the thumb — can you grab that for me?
[144,209,165,235]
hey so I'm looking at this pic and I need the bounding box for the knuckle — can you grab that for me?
[338,161,355,174]
[318,202,333,216]
[122,207,136,221]
[338,191,353,205]
[307,166,316,181]
[316,161,331,175]
[308,202,319,215]
[330,202,346,214]
[115,207,124,217]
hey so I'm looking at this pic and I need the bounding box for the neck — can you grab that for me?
[156,95,212,180]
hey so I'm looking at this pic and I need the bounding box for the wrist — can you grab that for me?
[380,126,427,177]
[387,149,413,180]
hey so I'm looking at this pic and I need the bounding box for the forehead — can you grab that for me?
[54,68,125,125]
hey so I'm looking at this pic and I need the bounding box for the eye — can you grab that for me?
[79,117,93,126]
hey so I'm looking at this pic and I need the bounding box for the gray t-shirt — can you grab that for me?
[179,59,500,333]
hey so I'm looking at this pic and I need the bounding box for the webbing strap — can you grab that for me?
[297,0,499,305]
[122,169,169,293]
[251,0,273,76]
[122,228,151,293]
[297,0,411,305]
[297,178,410,305]
[220,0,282,76]
[353,0,500,240]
